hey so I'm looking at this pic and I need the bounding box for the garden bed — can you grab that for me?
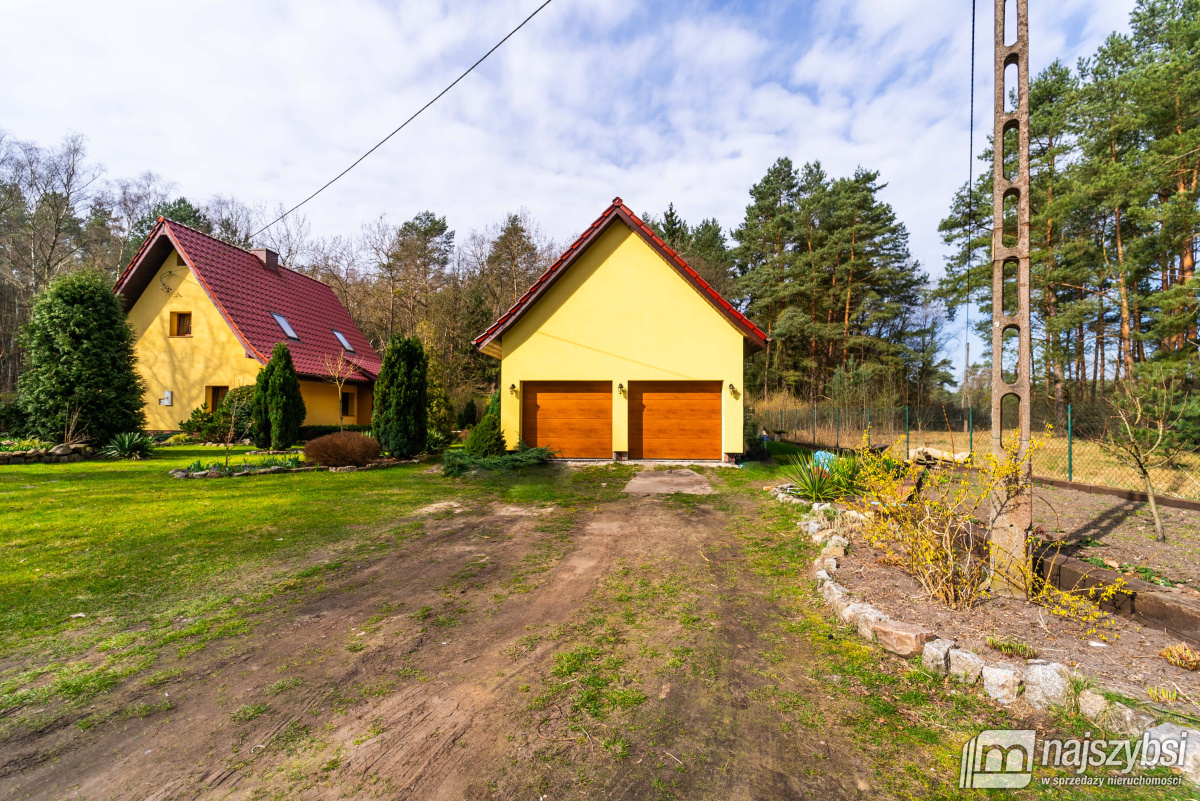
[1034,483,1200,588]
[836,534,1200,704]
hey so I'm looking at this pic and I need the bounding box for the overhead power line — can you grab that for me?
[253,0,556,237]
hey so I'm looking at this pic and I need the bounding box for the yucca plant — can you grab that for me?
[102,431,155,460]
[780,454,837,501]
[781,452,863,501]
[827,453,864,497]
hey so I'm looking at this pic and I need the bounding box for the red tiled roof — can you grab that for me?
[114,218,380,382]
[472,198,768,355]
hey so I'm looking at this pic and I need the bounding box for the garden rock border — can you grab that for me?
[167,458,418,479]
[788,495,1200,785]
[0,443,92,465]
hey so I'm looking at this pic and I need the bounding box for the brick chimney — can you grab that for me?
[251,248,279,270]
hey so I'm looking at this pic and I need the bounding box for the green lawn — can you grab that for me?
[0,447,623,661]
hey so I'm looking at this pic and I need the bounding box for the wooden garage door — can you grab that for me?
[522,381,612,459]
[629,381,722,460]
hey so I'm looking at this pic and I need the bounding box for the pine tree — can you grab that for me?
[18,269,147,445]
[372,336,428,457]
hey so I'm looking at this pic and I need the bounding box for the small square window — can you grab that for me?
[170,312,192,337]
[332,330,355,352]
[341,392,355,417]
[271,312,299,340]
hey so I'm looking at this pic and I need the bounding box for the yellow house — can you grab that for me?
[114,217,380,432]
[473,198,768,462]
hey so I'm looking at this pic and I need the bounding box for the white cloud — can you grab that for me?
[1,0,1133,302]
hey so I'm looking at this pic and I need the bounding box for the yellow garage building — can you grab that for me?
[474,198,767,462]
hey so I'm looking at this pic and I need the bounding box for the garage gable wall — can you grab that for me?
[499,223,745,455]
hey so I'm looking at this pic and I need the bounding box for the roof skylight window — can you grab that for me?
[271,312,299,340]
[332,330,355,352]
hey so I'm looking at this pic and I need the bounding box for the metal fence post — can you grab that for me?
[969,406,973,456]
[866,407,871,448]
[905,406,910,460]
[812,407,816,445]
[1067,403,1073,483]
[836,409,840,449]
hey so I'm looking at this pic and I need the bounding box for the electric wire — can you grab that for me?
[253,0,555,237]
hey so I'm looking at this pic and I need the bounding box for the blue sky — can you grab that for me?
[2,0,1134,380]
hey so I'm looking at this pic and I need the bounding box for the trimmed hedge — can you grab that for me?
[299,424,372,441]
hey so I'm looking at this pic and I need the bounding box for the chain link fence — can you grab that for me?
[750,401,1200,503]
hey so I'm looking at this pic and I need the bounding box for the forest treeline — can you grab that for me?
[938,0,1200,415]
[0,129,949,409]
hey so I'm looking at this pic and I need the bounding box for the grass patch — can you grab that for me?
[230,703,271,723]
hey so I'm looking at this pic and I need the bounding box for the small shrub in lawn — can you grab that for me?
[304,431,381,467]
[103,432,155,460]
[162,433,191,447]
[442,443,553,478]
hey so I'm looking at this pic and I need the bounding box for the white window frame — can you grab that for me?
[332,330,355,352]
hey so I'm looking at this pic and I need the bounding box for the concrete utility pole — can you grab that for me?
[990,0,1033,597]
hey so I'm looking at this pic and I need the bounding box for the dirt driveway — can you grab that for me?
[3,466,1137,800]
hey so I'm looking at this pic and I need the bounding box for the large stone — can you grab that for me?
[873,620,934,657]
[811,529,838,544]
[814,569,832,586]
[922,639,955,675]
[856,608,890,641]
[1143,723,1200,784]
[949,649,985,684]
[820,544,846,560]
[799,520,822,535]
[827,594,853,618]
[821,581,849,605]
[982,666,1020,704]
[1022,662,1073,710]
[50,444,72,456]
[1107,701,1157,738]
[1077,689,1109,722]
[838,602,872,626]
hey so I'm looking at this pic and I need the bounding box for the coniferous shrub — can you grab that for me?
[18,270,146,444]
[267,344,306,450]
[0,397,27,437]
[251,344,306,450]
[304,431,381,467]
[426,358,453,453]
[464,390,506,456]
[372,336,427,457]
[457,398,478,429]
[250,362,274,449]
